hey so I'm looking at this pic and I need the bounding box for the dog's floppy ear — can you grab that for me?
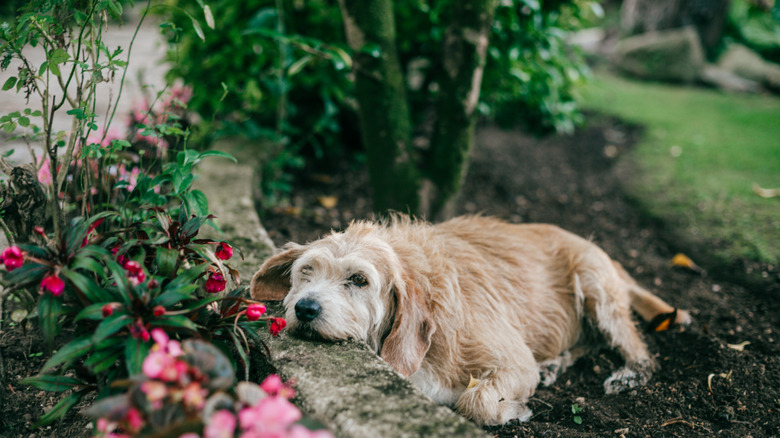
[249,244,303,301]
[380,273,436,377]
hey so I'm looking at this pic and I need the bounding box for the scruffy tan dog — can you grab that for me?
[250,215,690,426]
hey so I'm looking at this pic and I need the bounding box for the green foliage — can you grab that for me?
[726,0,780,62]
[571,403,583,424]
[161,0,596,202]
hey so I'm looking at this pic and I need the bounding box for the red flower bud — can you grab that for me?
[269,317,287,336]
[215,243,233,260]
[1,246,24,271]
[124,260,146,286]
[41,273,65,296]
[245,303,267,321]
[101,303,120,317]
[34,226,46,237]
[153,305,166,317]
[205,271,226,293]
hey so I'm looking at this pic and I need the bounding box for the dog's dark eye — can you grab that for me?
[301,265,313,275]
[349,273,368,288]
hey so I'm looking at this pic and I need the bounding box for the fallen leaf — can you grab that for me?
[708,371,733,394]
[669,253,706,275]
[752,183,780,198]
[726,341,750,352]
[467,375,481,389]
[646,308,678,332]
[283,206,301,216]
[317,196,338,209]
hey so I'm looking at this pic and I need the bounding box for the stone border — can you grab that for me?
[196,139,488,437]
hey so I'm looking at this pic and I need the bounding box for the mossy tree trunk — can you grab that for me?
[338,0,420,214]
[339,0,498,220]
[425,0,498,219]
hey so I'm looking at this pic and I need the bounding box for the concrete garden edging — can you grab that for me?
[196,139,488,437]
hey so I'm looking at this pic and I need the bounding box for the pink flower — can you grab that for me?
[142,350,175,379]
[239,396,301,432]
[37,156,53,185]
[153,305,166,316]
[246,303,266,321]
[124,407,144,433]
[215,243,233,260]
[260,375,295,399]
[1,246,24,271]
[132,99,151,124]
[179,434,200,438]
[117,164,140,192]
[205,409,236,438]
[140,380,168,403]
[41,274,65,296]
[151,328,183,357]
[269,318,287,337]
[288,425,334,438]
[166,85,193,109]
[205,271,226,293]
[124,260,145,286]
[182,382,208,410]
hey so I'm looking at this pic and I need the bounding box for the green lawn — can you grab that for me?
[581,73,780,265]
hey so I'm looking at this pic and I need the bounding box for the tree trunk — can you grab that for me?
[425,0,499,220]
[338,0,420,214]
[0,162,47,244]
[621,0,730,59]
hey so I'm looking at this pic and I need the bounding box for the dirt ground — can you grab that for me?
[261,115,780,437]
[1,115,778,437]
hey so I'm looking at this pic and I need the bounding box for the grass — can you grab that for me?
[580,72,780,266]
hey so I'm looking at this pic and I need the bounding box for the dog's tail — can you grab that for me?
[614,261,692,328]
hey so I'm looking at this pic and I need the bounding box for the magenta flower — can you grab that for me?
[215,243,233,260]
[124,407,144,434]
[37,156,53,186]
[205,271,226,293]
[269,317,287,337]
[246,303,267,321]
[130,319,151,342]
[205,409,236,438]
[41,274,65,296]
[1,246,24,271]
[101,303,120,317]
[142,350,175,380]
[124,260,146,286]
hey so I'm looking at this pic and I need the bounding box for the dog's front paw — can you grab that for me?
[603,364,652,394]
[455,384,532,425]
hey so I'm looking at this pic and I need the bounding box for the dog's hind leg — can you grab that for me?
[455,344,539,425]
[538,347,587,387]
[578,272,657,394]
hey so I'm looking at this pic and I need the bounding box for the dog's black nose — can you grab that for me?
[295,299,322,322]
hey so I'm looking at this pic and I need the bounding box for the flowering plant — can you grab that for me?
[84,330,331,438]
[2,203,286,426]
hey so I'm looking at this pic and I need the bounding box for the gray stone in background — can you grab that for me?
[258,302,489,438]
[718,43,780,92]
[613,27,704,83]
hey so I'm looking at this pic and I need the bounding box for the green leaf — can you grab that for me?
[287,55,313,77]
[41,335,92,374]
[20,375,85,392]
[151,314,198,333]
[92,314,132,344]
[38,293,64,349]
[573,415,582,425]
[48,48,70,65]
[186,190,209,217]
[84,346,122,373]
[155,246,179,277]
[60,268,104,303]
[2,76,17,90]
[203,5,215,29]
[124,338,151,375]
[191,18,205,42]
[73,303,110,323]
[152,286,198,307]
[197,150,237,163]
[32,392,84,428]
[18,116,30,127]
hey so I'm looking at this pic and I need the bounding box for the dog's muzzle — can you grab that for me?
[294,298,322,322]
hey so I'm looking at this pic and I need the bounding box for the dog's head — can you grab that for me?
[249,221,436,377]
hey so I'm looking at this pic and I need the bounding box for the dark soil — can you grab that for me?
[261,116,780,437]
